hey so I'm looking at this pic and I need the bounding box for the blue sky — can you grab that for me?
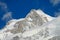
[0,0,60,29]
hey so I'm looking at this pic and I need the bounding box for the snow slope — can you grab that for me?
[0,9,56,40]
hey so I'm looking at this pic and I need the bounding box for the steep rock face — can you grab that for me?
[9,9,54,34]
[0,9,55,40]
[26,9,45,26]
[26,9,53,26]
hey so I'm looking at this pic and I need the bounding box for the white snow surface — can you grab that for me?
[0,9,59,40]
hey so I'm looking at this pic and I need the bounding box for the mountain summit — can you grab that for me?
[0,9,58,40]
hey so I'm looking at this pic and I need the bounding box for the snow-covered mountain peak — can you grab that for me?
[2,9,54,33]
[0,9,56,40]
[26,9,54,21]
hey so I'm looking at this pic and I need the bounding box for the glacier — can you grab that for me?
[0,9,60,40]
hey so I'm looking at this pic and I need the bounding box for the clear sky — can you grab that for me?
[0,0,60,29]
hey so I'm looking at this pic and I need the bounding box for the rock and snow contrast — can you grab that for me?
[0,9,60,40]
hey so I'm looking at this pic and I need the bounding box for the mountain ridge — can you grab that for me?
[0,9,56,40]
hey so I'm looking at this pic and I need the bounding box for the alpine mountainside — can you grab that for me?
[0,9,60,40]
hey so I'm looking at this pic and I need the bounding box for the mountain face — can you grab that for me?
[0,9,59,40]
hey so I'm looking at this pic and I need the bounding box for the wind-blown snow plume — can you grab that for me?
[0,2,13,22]
[50,0,60,6]
[0,2,8,12]
[2,12,13,22]
[54,12,60,17]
